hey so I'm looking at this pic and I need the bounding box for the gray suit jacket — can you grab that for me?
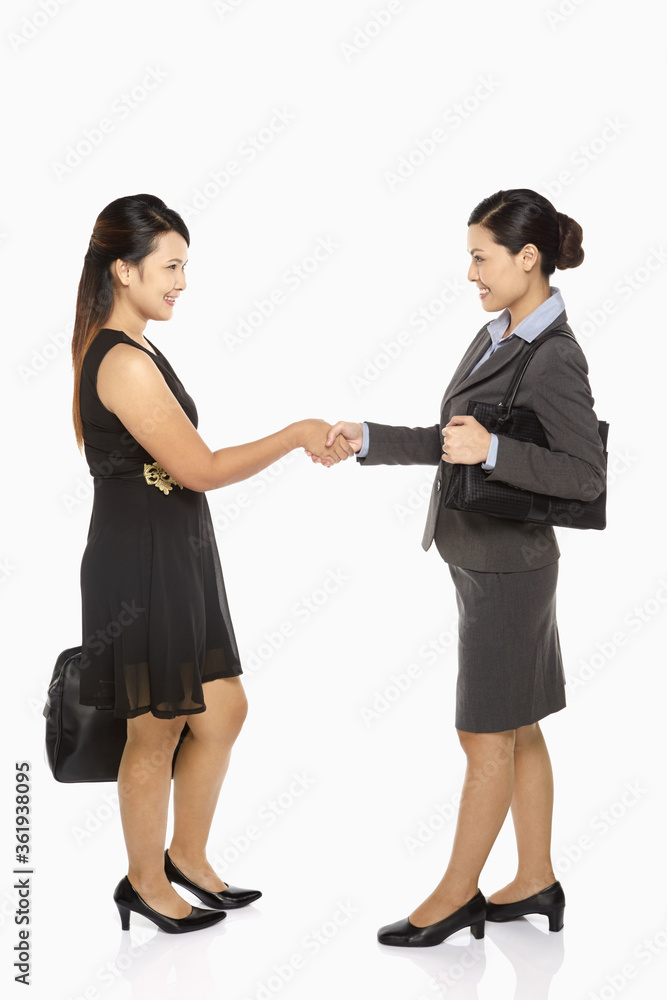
[357,309,606,572]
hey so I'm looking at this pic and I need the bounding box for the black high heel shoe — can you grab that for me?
[113,875,227,933]
[485,881,565,931]
[164,850,262,909]
[377,890,486,947]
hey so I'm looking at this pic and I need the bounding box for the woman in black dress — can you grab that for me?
[309,189,606,946]
[73,193,351,933]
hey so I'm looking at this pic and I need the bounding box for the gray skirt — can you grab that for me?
[448,561,566,733]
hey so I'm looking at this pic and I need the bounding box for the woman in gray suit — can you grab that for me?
[309,188,606,947]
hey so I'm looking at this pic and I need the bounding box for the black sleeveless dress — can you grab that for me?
[78,329,243,720]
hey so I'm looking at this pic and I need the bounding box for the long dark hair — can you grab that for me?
[71,193,190,450]
[467,188,584,276]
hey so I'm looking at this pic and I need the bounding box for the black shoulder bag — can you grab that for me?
[443,330,608,530]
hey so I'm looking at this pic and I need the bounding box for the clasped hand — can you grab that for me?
[299,419,358,467]
[441,415,492,465]
[302,416,492,466]
[302,420,363,467]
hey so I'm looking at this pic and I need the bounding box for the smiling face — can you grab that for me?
[112,230,188,326]
[466,223,542,315]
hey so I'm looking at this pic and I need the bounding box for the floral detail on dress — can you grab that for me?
[143,462,184,495]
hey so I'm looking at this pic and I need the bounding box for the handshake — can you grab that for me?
[299,419,363,468]
[298,414,493,467]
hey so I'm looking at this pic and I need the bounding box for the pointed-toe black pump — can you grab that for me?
[377,890,486,948]
[485,881,565,931]
[113,875,227,933]
[164,850,262,910]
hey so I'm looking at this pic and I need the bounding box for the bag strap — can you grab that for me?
[498,328,577,420]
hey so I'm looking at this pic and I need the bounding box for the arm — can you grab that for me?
[96,345,352,491]
[318,420,442,466]
[358,421,442,466]
[484,338,606,500]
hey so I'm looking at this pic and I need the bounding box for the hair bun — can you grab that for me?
[556,212,584,270]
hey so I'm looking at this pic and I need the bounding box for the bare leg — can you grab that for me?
[117,713,192,918]
[488,721,557,903]
[410,729,516,927]
[167,677,248,891]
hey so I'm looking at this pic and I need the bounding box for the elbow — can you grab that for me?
[184,471,221,493]
[174,474,210,493]
[185,479,211,493]
[169,459,221,493]
[579,465,606,502]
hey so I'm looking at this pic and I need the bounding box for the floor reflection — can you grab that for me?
[375,916,565,1000]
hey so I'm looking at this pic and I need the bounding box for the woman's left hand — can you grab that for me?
[442,415,492,465]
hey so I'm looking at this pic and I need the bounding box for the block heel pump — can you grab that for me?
[471,918,485,939]
[377,890,487,948]
[113,875,227,933]
[485,881,565,932]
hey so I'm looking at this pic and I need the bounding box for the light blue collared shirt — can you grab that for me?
[356,286,566,465]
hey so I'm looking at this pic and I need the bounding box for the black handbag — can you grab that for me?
[443,330,608,530]
[44,646,187,783]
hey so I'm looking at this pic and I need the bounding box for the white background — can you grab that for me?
[2,1,665,998]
